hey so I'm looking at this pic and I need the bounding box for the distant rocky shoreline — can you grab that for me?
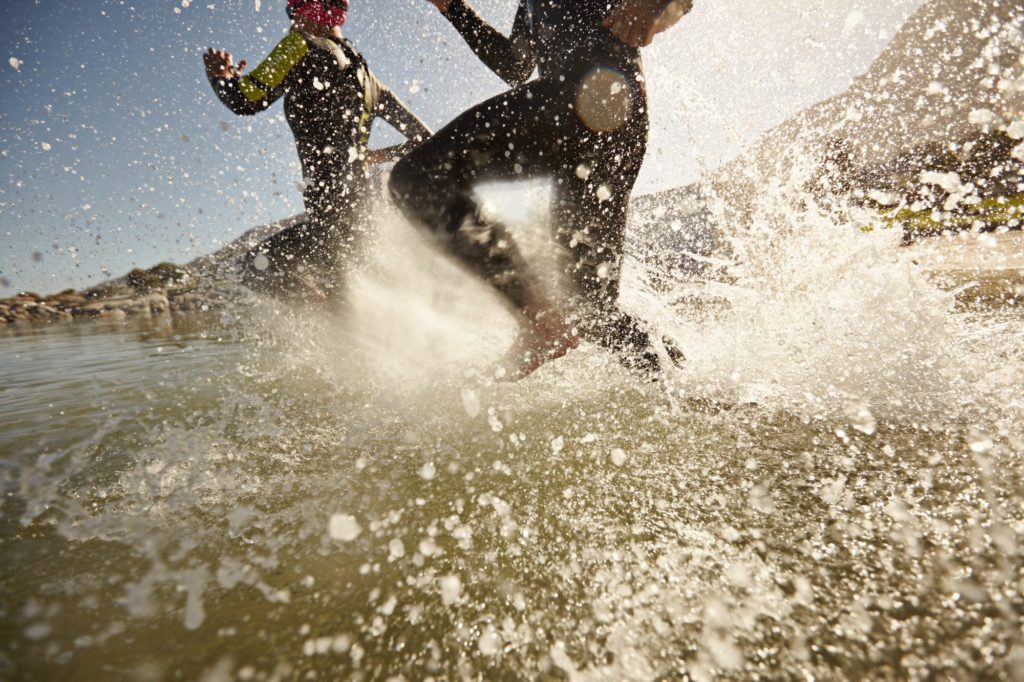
[0,287,214,326]
[0,262,222,326]
[0,211,301,328]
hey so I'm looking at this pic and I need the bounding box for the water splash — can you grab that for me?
[3,3,1024,680]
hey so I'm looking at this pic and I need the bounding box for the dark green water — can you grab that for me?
[1,293,1022,681]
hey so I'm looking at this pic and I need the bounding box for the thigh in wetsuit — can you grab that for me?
[390,0,661,372]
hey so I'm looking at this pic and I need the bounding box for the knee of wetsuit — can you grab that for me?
[387,155,420,209]
[240,248,272,288]
[389,156,472,236]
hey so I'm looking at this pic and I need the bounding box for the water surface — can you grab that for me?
[1,273,1022,681]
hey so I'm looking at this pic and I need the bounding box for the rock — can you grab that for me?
[97,308,127,320]
[80,301,111,315]
[52,293,86,308]
[83,296,138,315]
[73,306,100,318]
[170,291,202,311]
[120,300,151,316]
[145,293,170,315]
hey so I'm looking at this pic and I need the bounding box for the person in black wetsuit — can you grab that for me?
[389,0,692,379]
[204,0,431,299]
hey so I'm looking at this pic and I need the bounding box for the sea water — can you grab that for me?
[2,192,1023,680]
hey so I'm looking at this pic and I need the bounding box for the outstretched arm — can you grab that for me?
[365,77,434,164]
[604,0,694,47]
[203,32,309,115]
[427,0,535,87]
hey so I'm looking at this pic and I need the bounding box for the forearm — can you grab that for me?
[207,32,307,115]
[208,74,265,116]
[379,91,432,143]
[443,0,533,85]
[377,141,420,162]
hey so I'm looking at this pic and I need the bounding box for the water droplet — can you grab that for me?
[419,461,436,481]
[843,399,876,435]
[478,627,501,656]
[460,388,480,418]
[328,514,361,542]
[967,429,993,454]
[439,574,461,606]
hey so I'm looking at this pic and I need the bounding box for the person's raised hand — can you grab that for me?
[365,145,406,165]
[427,0,453,16]
[604,0,693,48]
[203,48,248,81]
[364,148,390,165]
[603,0,662,47]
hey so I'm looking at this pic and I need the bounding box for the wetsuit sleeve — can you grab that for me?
[207,32,309,116]
[365,71,433,158]
[372,75,433,142]
[443,0,535,86]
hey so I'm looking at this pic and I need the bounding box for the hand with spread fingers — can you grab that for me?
[203,48,248,81]
[604,0,693,47]
[365,146,403,165]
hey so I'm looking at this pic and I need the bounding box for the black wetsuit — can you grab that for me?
[390,0,663,373]
[209,30,430,294]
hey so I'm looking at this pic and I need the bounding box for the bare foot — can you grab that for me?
[495,310,580,381]
[293,272,330,305]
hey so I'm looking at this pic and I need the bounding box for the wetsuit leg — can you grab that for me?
[301,168,367,273]
[242,157,366,296]
[242,220,314,295]
[389,80,567,310]
[390,72,663,375]
[550,76,662,375]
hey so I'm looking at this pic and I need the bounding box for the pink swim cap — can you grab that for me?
[287,0,348,28]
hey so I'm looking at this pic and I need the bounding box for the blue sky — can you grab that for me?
[0,0,923,296]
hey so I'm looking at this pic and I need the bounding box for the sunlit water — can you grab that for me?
[2,199,1024,681]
